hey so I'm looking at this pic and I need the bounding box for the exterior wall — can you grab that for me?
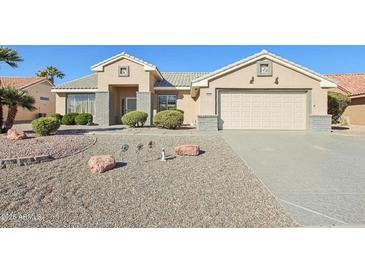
[10,81,54,122]
[55,93,67,115]
[97,58,153,92]
[343,96,365,125]
[153,89,198,125]
[94,92,111,125]
[110,86,138,124]
[136,92,152,125]
[198,59,328,119]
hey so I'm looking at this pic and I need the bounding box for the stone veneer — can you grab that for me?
[197,115,218,131]
[136,92,152,126]
[309,115,332,132]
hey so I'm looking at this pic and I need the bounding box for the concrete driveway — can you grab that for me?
[221,130,365,227]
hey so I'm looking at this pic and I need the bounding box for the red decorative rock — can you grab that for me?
[175,144,200,156]
[88,155,116,174]
[7,129,27,140]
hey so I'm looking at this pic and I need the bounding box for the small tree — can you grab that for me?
[2,88,36,131]
[328,92,351,124]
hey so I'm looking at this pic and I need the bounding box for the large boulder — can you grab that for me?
[88,155,116,174]
[7,129,27,140]
[175,144,200,156]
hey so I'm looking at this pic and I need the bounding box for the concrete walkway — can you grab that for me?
[221,130,365,227]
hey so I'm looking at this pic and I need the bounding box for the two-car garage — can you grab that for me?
[218,90,307,130]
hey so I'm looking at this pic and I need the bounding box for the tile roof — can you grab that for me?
[155,72,209,87]
[0,77,48,89]
[54,72,210,89]
[326,73,365,97]
[53,74,98,89]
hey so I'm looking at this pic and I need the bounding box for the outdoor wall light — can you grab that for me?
[275,77,279,84]
[250,76,254,84]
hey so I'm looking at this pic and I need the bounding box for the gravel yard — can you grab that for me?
[0,133,96,159]
[0,134,296,227]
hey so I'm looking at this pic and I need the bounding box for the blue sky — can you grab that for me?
[1,45,365,85]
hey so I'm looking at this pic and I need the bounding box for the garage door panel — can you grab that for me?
[219,91,306,130]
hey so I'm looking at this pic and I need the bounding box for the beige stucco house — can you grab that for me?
[326,73,365,125]
[0,77,54,122]
[52,50,337,131]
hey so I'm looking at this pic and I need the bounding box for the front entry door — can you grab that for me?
[121,97,137,116]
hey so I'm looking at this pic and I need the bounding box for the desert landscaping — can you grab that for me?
[0,129,296,228]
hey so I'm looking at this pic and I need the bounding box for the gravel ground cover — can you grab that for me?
[0,135,296,227]
[0,133,96,159]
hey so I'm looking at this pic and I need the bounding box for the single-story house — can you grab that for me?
[52,50,337,131]
[0,77,54,122]
[326,73,365,125]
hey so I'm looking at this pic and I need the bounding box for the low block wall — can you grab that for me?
[309,115,332,132]
[197,115,218,131]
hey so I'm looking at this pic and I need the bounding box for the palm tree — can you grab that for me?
[2,88,36,132]
[0,47,23,68]
[36,66,65,84]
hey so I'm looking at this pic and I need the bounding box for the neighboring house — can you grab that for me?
[0,77,54,122]
[52,50,337,131]
[326,73,365,125]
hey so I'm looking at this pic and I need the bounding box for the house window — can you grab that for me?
[67,94,95,115]
[119,66,129,77]
[158,95,176,111]
[257,61,272,76]
[40,96,49,101]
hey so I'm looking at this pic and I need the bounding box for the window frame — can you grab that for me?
[158,95,177,112]
[118,65,130,77]
[66,93,96,116]
[257,60,273,77]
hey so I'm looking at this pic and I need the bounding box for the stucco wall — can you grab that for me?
[8,81,54,122]
[110,86,138,124]
[197,59,328,117]
[97,58,154,92]
[55,93,67,115]
[343,97,365,125]
[153,90,198,125]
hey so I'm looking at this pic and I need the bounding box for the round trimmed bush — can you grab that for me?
[170,108,184,114]
[121,111,148,127]
[32,117,61,136]
[48,113,63,122]
[153,110,184,129]
[61,112,79,125]
[75,113,93,125]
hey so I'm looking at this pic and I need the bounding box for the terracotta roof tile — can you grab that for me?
[0,77,48,89]
[326,73,365,97]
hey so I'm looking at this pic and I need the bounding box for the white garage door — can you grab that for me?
[219,90,306,130]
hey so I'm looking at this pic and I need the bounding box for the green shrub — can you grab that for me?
[61,112,79,125]
[153,110,184,129]
[32,117,61,136]
[121,111,148,127]
[328,92,351,123]
[170,107,184,114]
[75,113,93,125]
[48,113,63,122]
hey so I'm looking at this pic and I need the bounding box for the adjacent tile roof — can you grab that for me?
[91,52,158,70]
[53,72,210,89]
[0,77,49,89]
[155,72,209,87]
[53,74,98,89]
[326,73,365,97]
